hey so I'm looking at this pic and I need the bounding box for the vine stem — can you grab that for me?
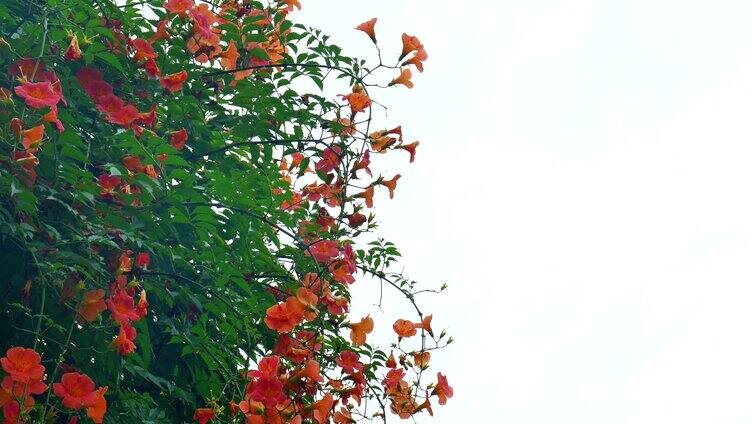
[40,318,77,420]
[32,284,46,350]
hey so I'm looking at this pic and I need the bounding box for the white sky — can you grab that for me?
[299,1,752,423]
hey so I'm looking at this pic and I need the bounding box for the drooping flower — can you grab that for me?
[105,104,140,127]
[193,408,216,424]
[355,18,377,43]
[144,59,161,78]
[347,212,367,228]
[53,372,98,410]
[312,393,334,423]
[77,289,106,323]
[150,20,170,44]
[412,351,431,368]
[336,351,363,374]
[433,373,453,405]
[264,297,305,333]
[169,128,188,150]
[0,347,45,383]
[393,319,417,338]
[351,150,372,177]
[86,387,108,423]
[307,240,340,263]
[159,70,188,93]
[399,33,423,60]
[381,174,401,198]
[355,186,374,208]
[398,141,420,163]
[404,48,428,72]
[164,0,194,15]
[315,145,341,174]
[98,174,121,198]
[64,34,82,60]
[135,252,150,269]
[348,315,374,346]
[131,38,158,62]
[342,87,371,113]
[14,81,61,109]
[389,68,414,89]
[112,324,136,356]
[42,105,65,132]
[220,41,239,70]
[106,290,141,325]
[416,314,433,336]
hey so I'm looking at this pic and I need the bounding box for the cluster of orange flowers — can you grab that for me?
[0,347,107,423]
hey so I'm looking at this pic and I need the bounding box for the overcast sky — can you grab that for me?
[299,1,752,423]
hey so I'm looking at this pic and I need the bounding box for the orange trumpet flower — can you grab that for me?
[381,174,401,198]
[355,18,377,43]
[348,315,374,346]
[399,33,423,60]
[389,68,414,89]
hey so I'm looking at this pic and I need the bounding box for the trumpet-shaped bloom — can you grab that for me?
[170,128,188,150]
[315,145,341,174]
[193,407,216,424]
[356,186,374,208]
[77,289,106,323]
[404,48,428,72]
[336,351,363,375]
[398,141,420,163]
[220,41,239,70]
[412,351,430,368]
[112,324,136,356]
[433,373,453,405]
[14,81,61,109]
[349,315,374,346]
[160,70,188,93]
[312,393,334,423]
[64,34,82,60]
[342,86,371,113]
[131,38,157,62]
[389,68,414,89]
[308,240,340,263]
[264,297,305,333]
[53,372,98,410]
[381,174,401,198]
[144,59,161,77]
[355,18,377,43]
[399,33,423,60]
[393,319,417,338]
[164,0,194,15]
[250,375,286,407]
[416,314,433,336]
[86,387,108,423]
[106,290,141,325]
[105,104,140,127]
[19,125,45,152]
[1,347,45,383]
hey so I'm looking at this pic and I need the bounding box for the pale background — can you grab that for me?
[299,1,752,423]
